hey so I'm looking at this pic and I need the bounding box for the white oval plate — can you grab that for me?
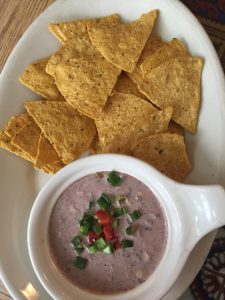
[0,0,225,299]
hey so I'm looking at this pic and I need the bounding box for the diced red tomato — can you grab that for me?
[103,224,115,241]
[114,239,121,250]
[88,231,98,243]
[96,210,111,225]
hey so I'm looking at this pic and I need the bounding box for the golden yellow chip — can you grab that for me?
[24,101,97,164]
[48,14,120,44]
[113,72,147,99]
[126,35,165,86]
[35,133,64,173]
[95,92,172,154]
[139,56,204,134]
[168,121,184,135]
[0,130,32,162]
[132,133,191,181]
[53,56,120,119]
[4,113,31,138]
[89,135,102,155]
[140,38,188,77]
[19,58,64,101]
[11,119,41,161]
[87,10,158,72]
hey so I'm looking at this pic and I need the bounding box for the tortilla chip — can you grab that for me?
[139,56,204,134]
[132,133,191,181]
[95,92,172,154]
[19,58,64,101]
[140,38,188,77]
[126,35,165,85]
[11,119,41,161]
[48,14,120,45]
[168,121,184,135]
[87,10,158,72]
[113,72,147,99]
[35,133,64,173]
[53,56,121,118]
[0,130,32,162]
[4,113,31,138]
[24,101,97,164]
[89,135,102,155]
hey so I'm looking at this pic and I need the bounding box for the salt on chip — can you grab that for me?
[53,57,121,119]
[24,101,97,164]
[113,72,147,99]
[87,10,158,72]
[95,92,172,154]
[126,35,165,86]
[19,58,64,101]
[11,118,41,161]
[48,14,120,45]
[35,133,64,173]
[140,38,188,77]
[132,133,191,181]
[139,56,204,134]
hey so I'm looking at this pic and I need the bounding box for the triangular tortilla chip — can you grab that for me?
[140,38,188,77]
[126,35,165,85]
[95,92,172,154]
[35,133,64,173]
[19,58,64,101]
[0,130,32,162]
[87,10,158,72]
[113,72,147,99]
[132,133,191,181]
[139,56,204,134]
[24,101,96,164]
[48,14,120,45]
[11,118,41,161]
[4,113,31,138]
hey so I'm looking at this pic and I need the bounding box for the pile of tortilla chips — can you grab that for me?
[0,10,204,181]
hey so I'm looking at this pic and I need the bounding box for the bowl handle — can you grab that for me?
[175,184,225,249]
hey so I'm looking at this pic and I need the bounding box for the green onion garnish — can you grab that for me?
[74,256,88,269]
[129,210,142,221]
[121,239,134,248]
[71,236,84,254]
[115,207,128,217]
[107,171,123,186]
[95,237,108,251]
[87,244,98,254]
[112,218,120,228]
[88,201,94,211]
[125,226,136,236]
[115,195,128,205]
[96,193,112,210]
[103,244,114,255]
[92,222,102,235]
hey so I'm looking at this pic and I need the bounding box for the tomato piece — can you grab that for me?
[96,210,111,225]
[88,231,98,243]
[103,224,115,241]
[114,239,121,250]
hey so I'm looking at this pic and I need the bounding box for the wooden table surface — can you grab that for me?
[0,1,54,298]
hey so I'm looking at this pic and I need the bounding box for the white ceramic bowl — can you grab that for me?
[27,154,225,300]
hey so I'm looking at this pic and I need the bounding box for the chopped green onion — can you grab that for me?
[79,217,92,235]
[112,218,120,228]
[96,193,112,210]
[88,201,94,211]
[129,210,142,221]
[125,226,136,236]
[95,237,108,251]
[92,222,102,235]
[107,171,123,186]
[103,244,114,255]
[87,244,98,254]
[115,195,128,205]
[71,236,84,254]
[121,239,134,248]
[109,208,116,217]
[79,225,90,236]
[115,207,128,217]
[74,256,88,269]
